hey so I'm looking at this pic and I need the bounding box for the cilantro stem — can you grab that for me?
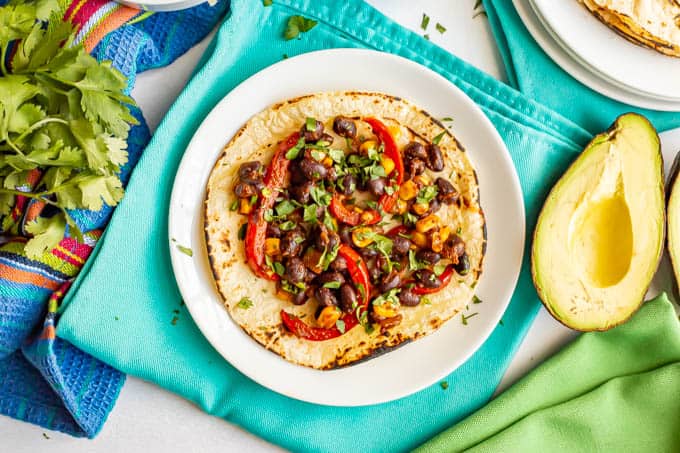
[5,137,25,156]
[0,188,60,206]
[15,117,69,143]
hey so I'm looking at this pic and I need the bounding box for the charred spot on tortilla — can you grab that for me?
[204,91,485,370]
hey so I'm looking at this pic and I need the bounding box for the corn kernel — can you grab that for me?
[264,238,280,256]
[416,214,440,233]
[414,174,432,186]
[239,198,253,215]
[276,287,293,302]
[360,140,378,154]
[399,180,418,200]
[380,155,395,175]
[412,231,429,248]
[352,227,375,248]
[412,202,430,216]
[395,198,409,215]
[360,211,377,224]
[373,301,399,319]
[388,125,403,142]
[439,225,451,243]
[322,156,334,167]
[317,306,342,329]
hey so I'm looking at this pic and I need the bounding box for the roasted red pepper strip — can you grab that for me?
[339,244,371,307]
[280,311,359,342]
[412,266,455,295]
[245,132,300,280]
[280,245,371,341]
[329,194,380,226]
[386,225,409,237]
[364,117,404,214]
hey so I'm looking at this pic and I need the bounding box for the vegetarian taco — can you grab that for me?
[204,91,485,369]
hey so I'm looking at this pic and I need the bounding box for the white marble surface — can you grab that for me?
[2,1,675,451]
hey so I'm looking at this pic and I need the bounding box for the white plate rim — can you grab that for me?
[530,0,680,102]
[168,48,525,406]
[513,0,680,112]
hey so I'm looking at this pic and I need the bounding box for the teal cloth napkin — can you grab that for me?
[485,1,680,133]
[57,0,597,451]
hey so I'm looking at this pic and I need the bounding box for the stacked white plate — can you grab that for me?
[513,0,680,112]
[116,0,209,12]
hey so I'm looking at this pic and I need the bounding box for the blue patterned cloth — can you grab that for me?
[0,1,228,437]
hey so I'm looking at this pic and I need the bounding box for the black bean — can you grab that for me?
[286,257,307,283]
[379,271,401,293]
[442,235,466,261]
[289,162,307,184]
[360,247,379,260]
[234,182,256,198]
[316,271,346,287]
[318,133,335,146]
[392,236,411,256]
[454,252,470,276]
[330,255,348,272]
[416,249,441,265]
[238,161,262,184]
[404,142,427,161]
[427,199,441,215]
[315,286,338,307]
[290,181,313,204]
[299,158,327,181]
[266,223,282,238]
[406,158,426,178]
[302,119,324,142]
[333,116,357,138]
[436,177,459,205]
[339,174,357,195]
[292,291,307,305]
[339,226,353,245]
[398,289,421,307]
[426,144,444,172]
[367,177,387,197]
[415,269,442,289]
[369,264,382,283]
[339,284,357,312]
[281,231,304,257]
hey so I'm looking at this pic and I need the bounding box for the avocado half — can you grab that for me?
[668,154,680,288]
[532,113,664,331]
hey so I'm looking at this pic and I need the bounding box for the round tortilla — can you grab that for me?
[204,91,486,370]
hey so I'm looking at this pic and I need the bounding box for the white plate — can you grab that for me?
[514,0,680,112]
[531,0,680,101]
[168,49,525,406]
[116,0,207,11]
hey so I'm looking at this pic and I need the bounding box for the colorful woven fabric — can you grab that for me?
[0,0,228,437]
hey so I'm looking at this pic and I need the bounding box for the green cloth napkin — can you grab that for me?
[484,1,680,134]
[417,294,680,452]
[56,0,597,451]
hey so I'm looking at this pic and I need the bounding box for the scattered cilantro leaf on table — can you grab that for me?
[284,15,317,40]
[0,1,138,258]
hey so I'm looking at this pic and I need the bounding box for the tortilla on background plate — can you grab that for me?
[579,0,680,57]
[204,91,485,369]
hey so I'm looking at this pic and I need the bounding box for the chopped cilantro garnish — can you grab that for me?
[276,199,297,216]
[416,185,438,205]
[336,319,346,334]
[436,23,446,34]
[461,312,479,326]
[284,15,318,40]
[372,288,400,307]
[472,295,483,304]
[440,381,449,390]
[310,186,331,206]
[328,149,345,163]
[229,200,239,211]
[422,297,432,305]
[433,263,447,276]
[323,281,342,289]
[263,0,272,5]
[238,223,247,240]
[303,204,318,223]
[305,117,317,132]
[176,244,193,257]
[311,149,326,161]
[279,220,297,231]
[285,137,306,160]
[432,131,446,145]
[237,297,254,309]
[421,13,430,30]
[441,117,454,122]
[273,261,285,276]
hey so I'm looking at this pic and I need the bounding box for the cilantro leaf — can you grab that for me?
[284,15,318,40]
[24,214,65,258]
[237,297,254,309]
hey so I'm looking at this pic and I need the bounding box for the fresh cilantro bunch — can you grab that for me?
[0,0,138,258]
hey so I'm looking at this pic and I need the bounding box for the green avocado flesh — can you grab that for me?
[668,154,680,288]
[532,113,664,331]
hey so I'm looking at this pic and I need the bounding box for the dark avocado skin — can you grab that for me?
[531,113,665,332]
